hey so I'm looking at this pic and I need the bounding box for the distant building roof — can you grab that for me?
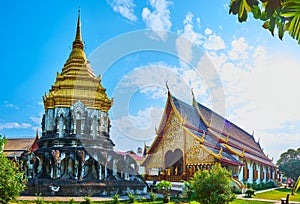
[116,151,144,162]
[3,138,35,158]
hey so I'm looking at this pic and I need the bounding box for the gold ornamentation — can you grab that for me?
[164,111,184,151]
[186,137,214,164]
[43,12,112,112]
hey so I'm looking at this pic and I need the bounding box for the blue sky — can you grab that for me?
[1,0,300,161]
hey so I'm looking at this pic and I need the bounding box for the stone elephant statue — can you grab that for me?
[75,150,89,181]
[20,151,40,178]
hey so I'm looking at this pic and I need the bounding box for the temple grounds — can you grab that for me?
[11,187,300,204]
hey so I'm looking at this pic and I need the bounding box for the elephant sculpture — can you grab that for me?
[50,150,61,179]
[125,154,139,178]
[20,151,40,178]
[75,150,86,181]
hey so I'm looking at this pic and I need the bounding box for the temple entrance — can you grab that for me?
[164,149,183,176]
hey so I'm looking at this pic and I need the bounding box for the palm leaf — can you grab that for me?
[281,0,300,43]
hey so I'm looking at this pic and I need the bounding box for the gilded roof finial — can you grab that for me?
[73,8,84,50]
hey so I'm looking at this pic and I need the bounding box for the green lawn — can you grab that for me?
[11,198,274,204]
[253,188,300,202]
[230,199,272,204]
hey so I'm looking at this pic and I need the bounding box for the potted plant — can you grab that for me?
[156,180,172,203]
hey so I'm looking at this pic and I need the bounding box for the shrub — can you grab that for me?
[149,191,157,201]
[190,163,236,204]
[69,198,75,204]
[156,180,172,203]
[81,196,93,204]
[35,194,45,204]
[0,136,27,204]
[182,181,192,199]
[112,193,120,204]
[127,191,137,203]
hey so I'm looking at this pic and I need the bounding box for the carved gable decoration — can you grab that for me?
[186,135,214,165]
[163,110,184,152]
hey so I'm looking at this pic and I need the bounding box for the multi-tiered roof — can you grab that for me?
[43,11,112,112]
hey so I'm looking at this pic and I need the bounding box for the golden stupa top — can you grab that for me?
[43,11,112,112]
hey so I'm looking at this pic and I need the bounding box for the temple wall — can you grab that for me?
[42,101,109,138]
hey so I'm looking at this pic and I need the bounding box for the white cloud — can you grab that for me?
[3,101,19,110]
[203,34,225,50]
[204,28,213,35]
[30,115,42,125]
[228,37,250,61]
[111,107,163,151]
[106,0,138,22]
[176,12,204,67]
[0,122,32,130]
[256,131,300,162]
[116,62,211,104]
[142,0,172,40]
[209,41,300,161]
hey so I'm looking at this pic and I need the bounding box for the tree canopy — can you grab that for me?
[277,147,300,180]
[229,0,300,44]
[0,135,27,204]
[189,163,236,204]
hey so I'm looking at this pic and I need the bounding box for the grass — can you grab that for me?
[254,188,300,202]
[230,199,273,204]
[11,198,273,204]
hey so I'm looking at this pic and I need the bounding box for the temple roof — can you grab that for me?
[3,138,35,158]
[43,10,112,112]
[146,90,276,167]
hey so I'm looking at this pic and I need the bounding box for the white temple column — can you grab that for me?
[257,165,261,184]
[248,162,253,183]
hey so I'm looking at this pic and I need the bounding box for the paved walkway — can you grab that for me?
[16,195,114,202]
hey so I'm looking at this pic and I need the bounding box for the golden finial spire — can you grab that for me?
[73,8,84,50]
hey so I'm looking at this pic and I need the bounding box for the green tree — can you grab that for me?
[229,0,300,44]
[190,163,236,204]
[156,180,172,203]
[0,135,27,203]
[277,147,300,180]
